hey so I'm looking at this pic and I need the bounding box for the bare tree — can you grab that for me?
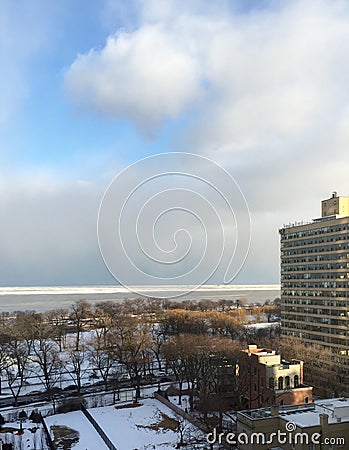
[278,336,341,397]
[162,310,209,335]
[208,312,245,339]
[4,339,31,406]
[163,335,192,405]
[150,323,166,371]
[92,301,121,350]
[45,308,69,351]
[88,335,116,390]
[1,316,34,405]
[64,345,89,395]
[175,415,205,449]
[31,335,61,399]
[110,318,151,400]
[0,336,11,382]
[70,300,92,351]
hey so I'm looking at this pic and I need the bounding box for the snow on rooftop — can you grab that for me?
[280,410,321,428]
[315,397,349,410]
[279,398,349,428]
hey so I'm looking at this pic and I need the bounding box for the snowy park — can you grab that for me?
[45,398,206,450]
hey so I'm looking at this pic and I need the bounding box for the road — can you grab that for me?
[0,375,176,409]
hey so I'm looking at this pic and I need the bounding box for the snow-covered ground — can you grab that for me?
[0,419,47,449]
[44,398,203,449]
[246,321,280,329]
[88,399,182,449]
[45,410,108,450]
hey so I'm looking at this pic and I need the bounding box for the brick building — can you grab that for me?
[239,345,313,408]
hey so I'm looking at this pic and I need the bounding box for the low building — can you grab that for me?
[236,397,349,450]
[239,345,313,408]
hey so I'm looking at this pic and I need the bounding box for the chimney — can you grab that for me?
[299,360,304,385]
[271,405,280,416]
[320,413,329,432]
[248,344,258,354]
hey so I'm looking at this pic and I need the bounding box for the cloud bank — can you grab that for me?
[63,0,349,283]
[65,24,202,131]
[0,172,111,286]
[3,0,349,286]
[65,0,349,145]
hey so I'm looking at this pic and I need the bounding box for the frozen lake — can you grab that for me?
[0,284,280,312]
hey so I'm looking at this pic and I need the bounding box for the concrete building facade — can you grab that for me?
[279,192,349,394]
[236,397,349,450]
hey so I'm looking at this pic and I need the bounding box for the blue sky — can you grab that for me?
[2,1,141,170]
[1,0,349,286]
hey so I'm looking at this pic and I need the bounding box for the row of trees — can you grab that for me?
[0,298,276,406]
[9,297,343,418]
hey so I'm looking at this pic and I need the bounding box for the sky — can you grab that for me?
[1,0,349,286]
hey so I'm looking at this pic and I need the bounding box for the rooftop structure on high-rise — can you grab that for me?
[279,192,349,395]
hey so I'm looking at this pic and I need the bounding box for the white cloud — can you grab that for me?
[65,24,203,132]
[65,0,349,158]
[63,0,349,283]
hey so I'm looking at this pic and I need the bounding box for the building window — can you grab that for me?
[269,377,274,389]
[305,396,309,404]
[285,376,290,388]
[294,375,299,387]
[278,377,284,390]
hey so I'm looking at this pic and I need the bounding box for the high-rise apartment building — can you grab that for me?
[279,192,349,394]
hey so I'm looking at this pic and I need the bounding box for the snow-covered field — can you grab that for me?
[45,410,108,450]
[45,398,204,450]
[88,399,183,449]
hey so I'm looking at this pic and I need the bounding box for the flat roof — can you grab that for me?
[239,398,349,427]
[279,398,349,427]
